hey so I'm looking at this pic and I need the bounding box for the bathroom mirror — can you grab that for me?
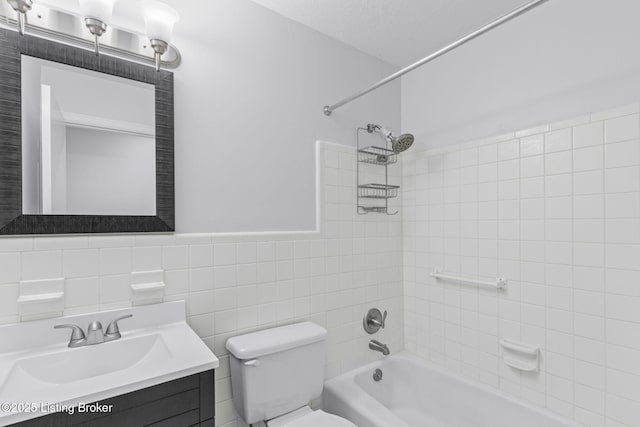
[21,56,157,217]
[0,29,175,234]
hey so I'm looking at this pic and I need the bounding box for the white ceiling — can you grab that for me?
[249,0,529,66]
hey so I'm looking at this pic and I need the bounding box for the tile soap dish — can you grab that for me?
[500,338,540,372]
[17,278,65,321]
[130,271,165,306]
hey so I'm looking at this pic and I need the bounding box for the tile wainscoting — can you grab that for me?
[0,142,404,427]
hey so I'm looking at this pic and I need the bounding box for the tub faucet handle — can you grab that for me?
[364,308,387,334]
[370,310,387,328]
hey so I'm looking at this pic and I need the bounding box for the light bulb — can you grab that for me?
[78,0,115,24]
[142,0,179,71]
[142,0,179,42]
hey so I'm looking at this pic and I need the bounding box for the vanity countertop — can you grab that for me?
[0,301,218,426]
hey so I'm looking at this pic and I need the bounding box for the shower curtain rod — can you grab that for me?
[323,0,549,116]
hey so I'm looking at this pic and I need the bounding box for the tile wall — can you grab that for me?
[402,104,640,427]
[0,142,404,427]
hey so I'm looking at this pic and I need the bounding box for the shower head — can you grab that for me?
[366,124,414,154]
[391,133,414,154]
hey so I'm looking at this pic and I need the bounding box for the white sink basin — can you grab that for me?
[0,301,218,426]
[2,334,171,395]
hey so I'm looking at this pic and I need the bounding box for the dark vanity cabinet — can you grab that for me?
[11,370,215,427]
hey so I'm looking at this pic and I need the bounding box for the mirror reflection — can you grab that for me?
[21,55,156,216]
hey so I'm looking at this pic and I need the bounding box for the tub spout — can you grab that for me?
[369,339,390,356]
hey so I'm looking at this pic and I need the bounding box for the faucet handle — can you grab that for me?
[105,314,133,339]
[54,324,87,347]
[54,324,86,339]
[369,310,387,329]
[364,308,387,334]
[369,310,387,328]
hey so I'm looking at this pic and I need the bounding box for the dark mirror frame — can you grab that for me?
[0,28,175,234]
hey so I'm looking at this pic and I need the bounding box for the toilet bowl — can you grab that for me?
[225,322,355,427]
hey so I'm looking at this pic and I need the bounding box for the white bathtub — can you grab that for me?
[323,353,579,427]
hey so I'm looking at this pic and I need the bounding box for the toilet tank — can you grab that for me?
[225,322,327,424]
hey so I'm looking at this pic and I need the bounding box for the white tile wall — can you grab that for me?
[0,142,404,427]
[403,104,640,427]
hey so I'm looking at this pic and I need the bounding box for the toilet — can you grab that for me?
[225,322,356,427]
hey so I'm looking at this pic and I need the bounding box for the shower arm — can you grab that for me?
[322,0,549,116]
[366,124,389,139]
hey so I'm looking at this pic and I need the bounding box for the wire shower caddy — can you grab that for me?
[356,127,400,215]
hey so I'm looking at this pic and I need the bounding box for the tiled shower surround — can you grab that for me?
[0,142,404,427]
[403,104,640,427]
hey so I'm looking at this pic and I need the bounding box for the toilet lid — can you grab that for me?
[269,409,356,427]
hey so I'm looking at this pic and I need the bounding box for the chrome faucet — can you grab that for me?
[369,339,390,356]
[54,315,133,348]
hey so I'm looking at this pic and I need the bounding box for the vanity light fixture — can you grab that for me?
[78,0,115,56]
[142,0,179,72]
[0,0,182,69]
[5,0,33,35]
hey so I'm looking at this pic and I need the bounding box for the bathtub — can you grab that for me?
[323,353,579,427]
